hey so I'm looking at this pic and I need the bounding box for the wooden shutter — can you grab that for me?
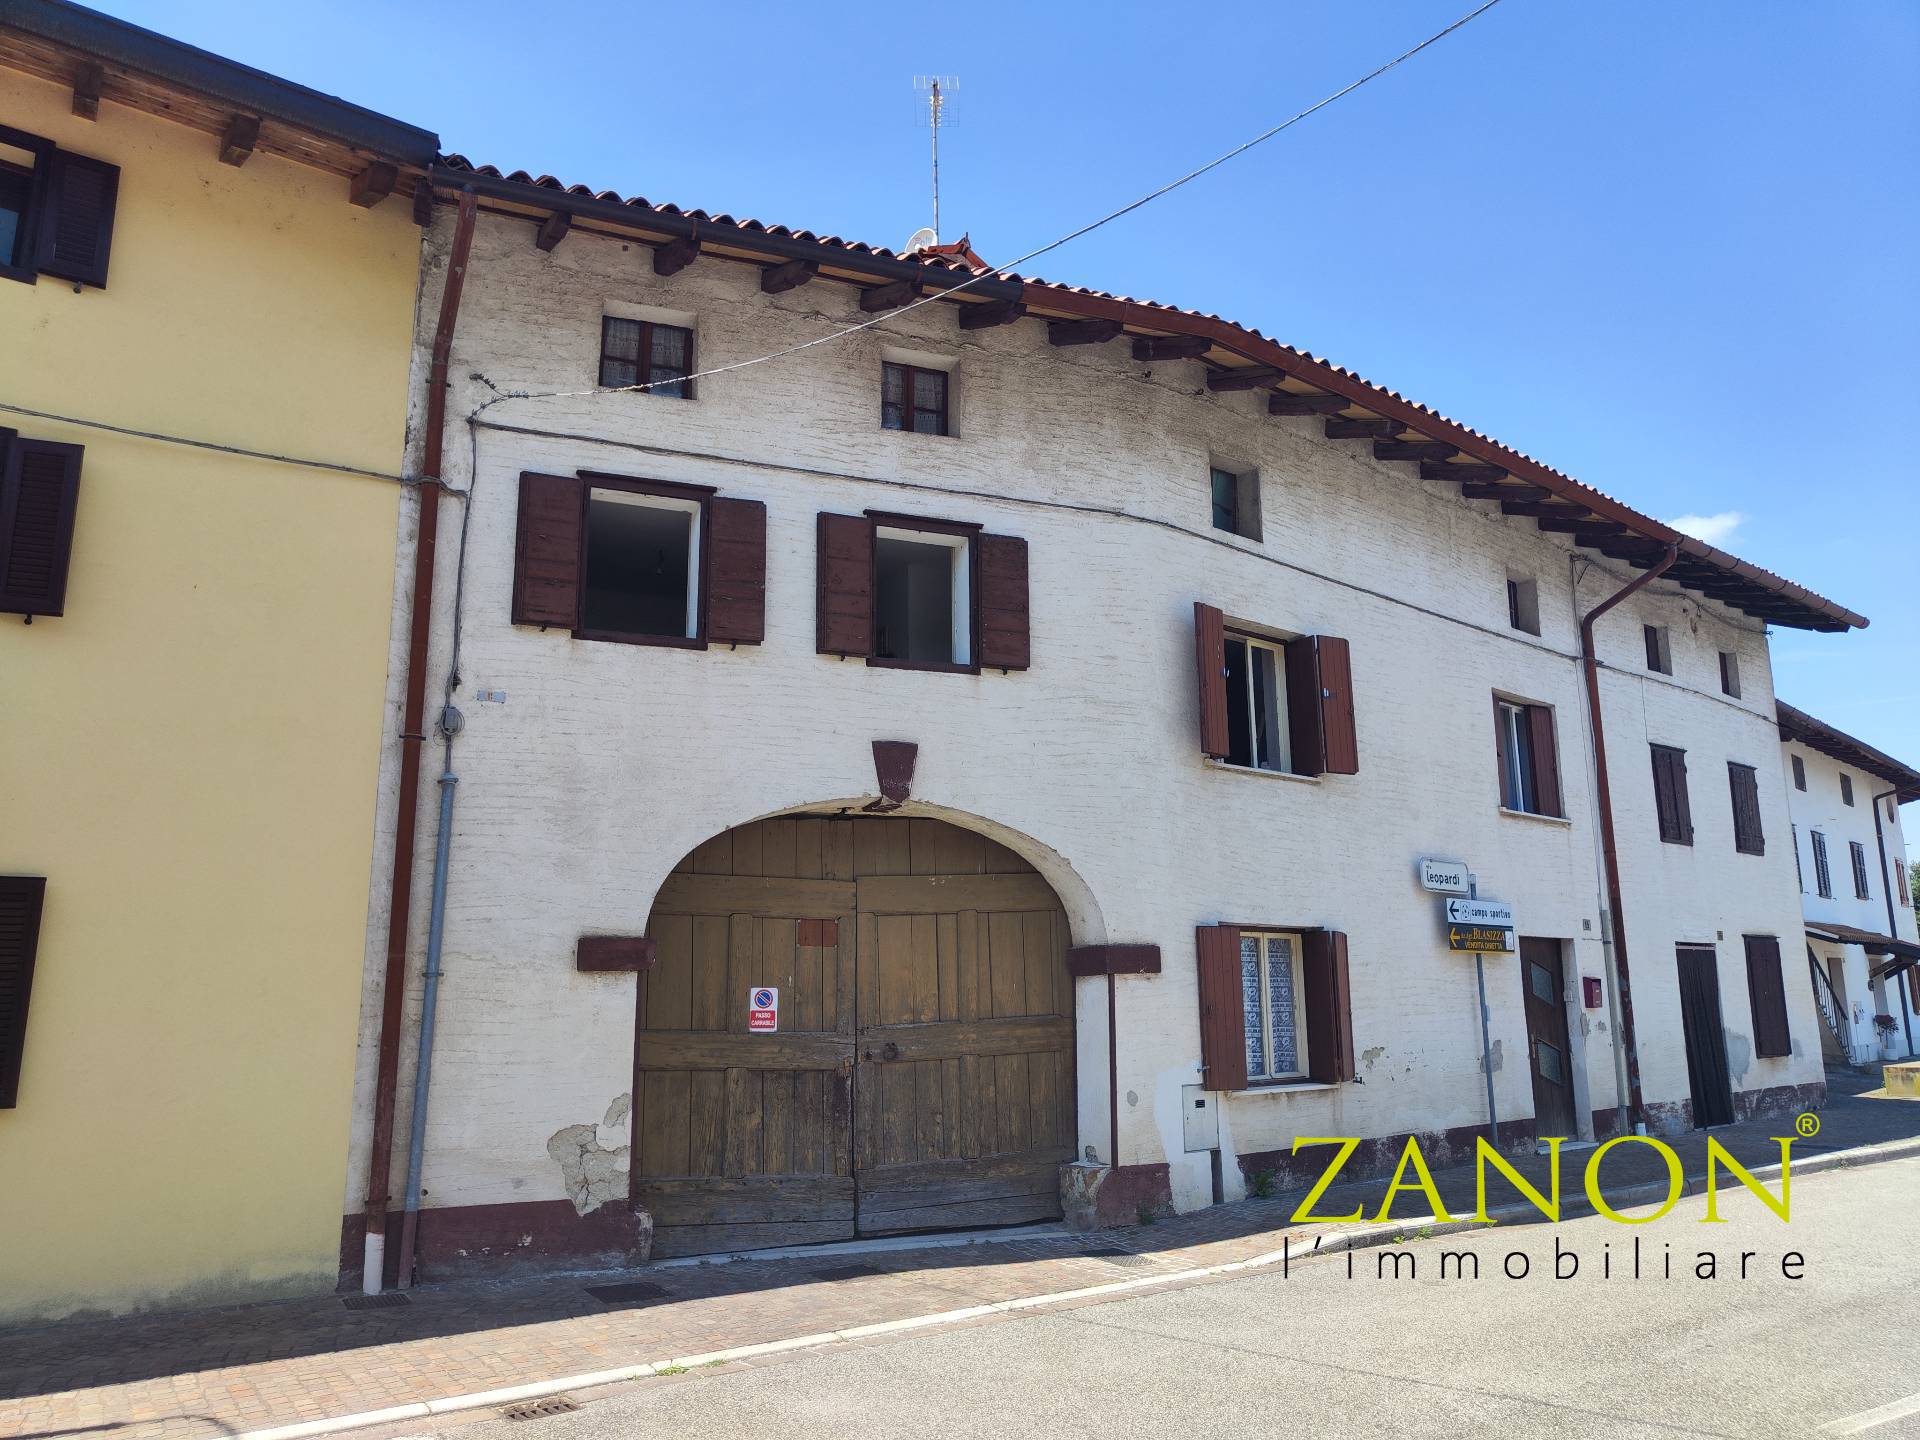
[1195,924,1247,1092]
[816,512,874,657]
[0,876,47,1109]
[0,437,83,618]
[705,496,766,645]
[1193,602,1229,759]
[1850,842,1870,900]
[1493,696,1514,809]
[1302,928,1355,1083]
[1743,935,1791,1058]
[1234,471,1262,542]
[1527,704,1562,818]
[975,532,1030,670]
[510,472,584,629]
[1909,965,1919,1010]
[1651,745,1693,844]
[1284,636,1324,774]
[1728,763,1764,855]
[35,149,119,288]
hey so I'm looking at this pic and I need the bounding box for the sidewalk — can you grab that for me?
[4,1074,1913,1440]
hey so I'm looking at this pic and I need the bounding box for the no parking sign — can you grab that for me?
[748,987,779,1033]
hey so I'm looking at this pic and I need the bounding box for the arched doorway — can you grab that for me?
[634,813,1076,1257]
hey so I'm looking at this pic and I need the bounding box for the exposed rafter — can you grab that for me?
[218,113,259,167]
[860,279,921,313]
[1131,335,1211,362]
[958,300,1025,331]
[349,161,397,208]
[534,212,570,253]
[1325,418,1401,440]
[1268,391,1349,417]
[761,259,818,295]
[1419,461,1507,484]
[71,60,101,119]
[1206,366,1286,393]
[1048,318,1124,347]
[1373,439,1455,463]
[411,183,434,228]
[653,236,699,277]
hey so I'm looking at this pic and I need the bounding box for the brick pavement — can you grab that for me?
[3,1073,1912,1440]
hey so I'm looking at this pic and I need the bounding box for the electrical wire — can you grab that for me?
[469,0,1507,407]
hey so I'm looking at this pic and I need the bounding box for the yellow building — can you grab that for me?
[0,2,434,1321]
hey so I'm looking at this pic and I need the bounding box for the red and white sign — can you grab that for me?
[748,987,779,1033]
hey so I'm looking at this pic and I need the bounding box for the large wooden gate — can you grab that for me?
[633,816,1075,1257]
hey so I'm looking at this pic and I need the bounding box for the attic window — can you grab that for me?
[882,363,949,436]
[1507,577,1540,636]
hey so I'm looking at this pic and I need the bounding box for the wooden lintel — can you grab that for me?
[72,62,102,120]
[860,278,922,313]
[349,162,398,208]
[1268,391,1349,416]
[1206,365,1286,393]
[218,114,260,167]
[1047,318,1124,347]
[1419,461,1507,484]
[653,236,700,276]
[1373,439,1456,463]
[535,211,571,252]
[1325,417,1401,440]
[761,258,819,295]
[1131,334,1211,362]
[411,182,434,227]
[958,300,1026,330]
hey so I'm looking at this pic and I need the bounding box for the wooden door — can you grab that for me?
[1676,945,1735,1129]
[1519,938,1576,1139]
[850,818,1076,1233]
[633,817,858,1257]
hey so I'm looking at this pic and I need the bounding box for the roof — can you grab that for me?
[0,0,438,170]
[1778,701,1920,802]
[1806,920,1920,972]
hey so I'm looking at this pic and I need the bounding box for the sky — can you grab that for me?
[90,0,1920,767]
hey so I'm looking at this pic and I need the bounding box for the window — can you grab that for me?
[1743,935,1791,1059]
[1840,773,1854,807]
[1791,754,1807,791]
[598,316,693,397]
[1650,744,1693,845]
[0,875,46,1108]
[1223,633,1290,773]
[1210,466,1262,541]
[882,362,949,435]
[1193,606,1359,777]
[1,432,85,618]
[874,523,970,667]
[1791,824,1804,892]
[1506,577,1540,636]
[1239,931,1308,1081]
[0,124,118,288]
[1850,841,1871,901]
[1811,829,1832,898]
[1727,762,1765,856]
[1719,651,1741,698]
[1496,698,1563,818]
[1643,624,1672,675]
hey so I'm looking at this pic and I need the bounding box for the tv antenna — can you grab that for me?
[913,76,957,245]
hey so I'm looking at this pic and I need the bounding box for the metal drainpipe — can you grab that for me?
[1871,786,1914,1058]
[1578,543,1678,1136]
[362,190,476,1294]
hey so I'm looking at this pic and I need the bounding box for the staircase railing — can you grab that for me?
[1808,949,1853,1061]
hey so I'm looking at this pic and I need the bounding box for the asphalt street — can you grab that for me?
[418,1153,1920,1439]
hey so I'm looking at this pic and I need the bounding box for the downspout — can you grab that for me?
[362,190,477,1294]
[1578,542,1678,1136]
[1871,785,1914,1057]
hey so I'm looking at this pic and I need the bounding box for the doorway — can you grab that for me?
[632,815,1077,1257]
[1519,938,1576,1139]
[1675,945,1735,1128]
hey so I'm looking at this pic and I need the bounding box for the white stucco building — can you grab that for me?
[1778,703,1920,1066]
[340,160,1870,1285]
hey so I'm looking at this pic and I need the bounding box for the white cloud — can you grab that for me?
[1664,510,1744,546]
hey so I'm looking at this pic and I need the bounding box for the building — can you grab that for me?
[0,1,435,1321]
[1778,702,1920,1065]
[341,155,1864,1287]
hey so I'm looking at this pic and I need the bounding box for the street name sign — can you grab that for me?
[1418,857,1470,895]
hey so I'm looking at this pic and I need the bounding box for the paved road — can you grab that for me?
[425,1154,1920,1439]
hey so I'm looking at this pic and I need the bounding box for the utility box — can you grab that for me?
[1583,975,1604,1009]
[1181,1085,1219,1153]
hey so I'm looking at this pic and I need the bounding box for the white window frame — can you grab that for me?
[585,486,702,641]
[1223,631,1292,774]
[874,523,971,666]
[1241,929,1310,1083]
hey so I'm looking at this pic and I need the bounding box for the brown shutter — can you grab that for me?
[0,876,47,1109]
[1302,928,1355,1083]
[975,532,1030,670]
[1195,924,1247,1092]
[1743,935,1791,1058]
[0,438,83,618]
[1284,635,1324,775]
[36,149,119,288]
[816,512,874,657]
[1728,764,1764,855]
[1671,748,1694,843]
[1194,602,1229,759]
[1234,471,1263,542]
[1493,695,1513,809]
[1313,635,1358,775]
[705,496,766,645]
[1527,704,1562,818]
[1651,745,1693,844]
[511,472,585,629]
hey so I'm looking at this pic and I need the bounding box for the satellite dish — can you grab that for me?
[902,227,939,254]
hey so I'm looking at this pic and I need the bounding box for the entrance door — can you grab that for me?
[634,815,1074,1256]
[1519,938,1576,1139]
[1675,945,1735,1128]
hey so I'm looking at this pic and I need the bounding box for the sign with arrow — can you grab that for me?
[1446,923,1515,954]
[1444,897,1515,929]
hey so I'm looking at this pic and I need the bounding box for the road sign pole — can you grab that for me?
[1475,953,1500,1150]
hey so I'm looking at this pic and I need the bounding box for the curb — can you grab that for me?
[233,1132,1920,1440]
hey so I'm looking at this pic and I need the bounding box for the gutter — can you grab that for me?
[361,189,476,1294]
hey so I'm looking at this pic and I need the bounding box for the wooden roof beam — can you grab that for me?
[72,61,102,120]
[535,211,570,252]
[1268,391,1349,416]
[653,236,699,276]
[860,278,922,313]
[218,114,259,167]
[1048,318,1124,347]
[1133,335,1212,362]
[1374,439,1456,463]
[959,299,1026,330]
[1419,461,1507,484]
[1325,418,1401,440]
[349,161,397,208]
[1206,366,1287,393]
[761,258,818,295]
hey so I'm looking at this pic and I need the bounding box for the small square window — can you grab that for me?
[1643,624,1672,675]
[1507,577,1540,636]
[873,524,970,666]
[1223,633,1292,773]
[1719,650,1741,697]
[580,485,702,641]
[1210,466,1261,540]
[599,316,694,398]
[882,362,949,436]
[1240,931,1309,1082]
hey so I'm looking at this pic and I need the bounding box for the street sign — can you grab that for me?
[748,987,779,1033]
[1444,897,1515,929]
[1446,924,1515,954]
[1418,857,1470,895]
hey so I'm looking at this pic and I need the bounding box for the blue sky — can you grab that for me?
[98,0,1920,765]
